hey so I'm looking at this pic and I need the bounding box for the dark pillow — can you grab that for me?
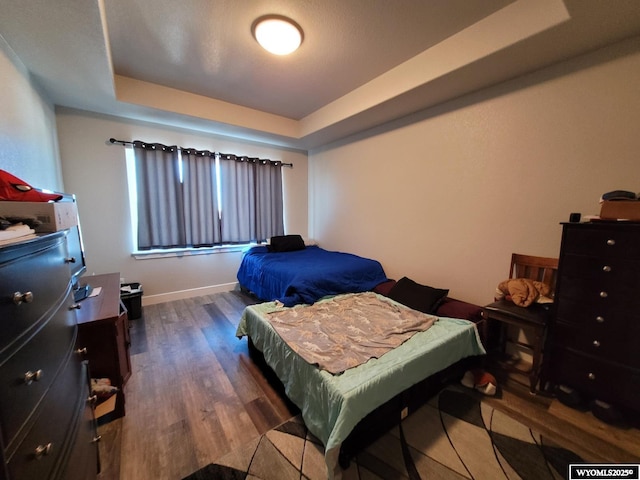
[268,234,306,252]
[387,276,449,314]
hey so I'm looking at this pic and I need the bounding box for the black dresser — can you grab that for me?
[0,232,99,480]
[546,222,640,416]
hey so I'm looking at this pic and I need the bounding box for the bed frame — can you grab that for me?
[248,338,482,468]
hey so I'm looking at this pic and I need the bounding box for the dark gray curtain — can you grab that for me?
[219,155,255,243]
[219,156,284,243]
[134,144,285,249]
[133,142,184,249]
[181,150,221,246]
[255,159,284,240]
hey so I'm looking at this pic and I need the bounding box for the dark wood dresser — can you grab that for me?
[546,222,640,416]
[0,232,99,480]
[76,272,131,420]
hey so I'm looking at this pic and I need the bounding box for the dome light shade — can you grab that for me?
[252,16,303,55]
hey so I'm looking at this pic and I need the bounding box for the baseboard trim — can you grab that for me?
[141,282,238,306]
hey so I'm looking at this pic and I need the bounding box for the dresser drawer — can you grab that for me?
[6,351,86,480]
[555,273,639,312]
[61,362,100,480]
[555,296,639,330]
[559,254,640,286]
[0,288,77,449]
[551,348,640,409]
[562,225,640,259]
[552,321,640,368]
[0,233,71,355]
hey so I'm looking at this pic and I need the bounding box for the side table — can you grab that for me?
[75,272,132,419]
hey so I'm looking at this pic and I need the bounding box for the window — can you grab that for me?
[124,142,284,253]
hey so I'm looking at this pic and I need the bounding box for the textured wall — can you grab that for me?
[309,37,640,306]
[0,36,62,191]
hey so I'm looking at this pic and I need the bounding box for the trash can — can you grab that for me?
[120,282,143,319]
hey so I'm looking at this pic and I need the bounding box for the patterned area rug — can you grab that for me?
[183,387,582,480]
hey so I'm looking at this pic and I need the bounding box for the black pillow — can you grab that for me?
[387,276,449,314]
[268,234,306,252]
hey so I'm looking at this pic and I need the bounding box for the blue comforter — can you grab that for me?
[237,245,388,306]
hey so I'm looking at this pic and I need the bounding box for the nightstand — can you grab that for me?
[75,272,132,420]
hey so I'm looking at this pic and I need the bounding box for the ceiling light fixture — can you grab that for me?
[252,15,303,56]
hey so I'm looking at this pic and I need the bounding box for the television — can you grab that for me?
[57,193,92,301]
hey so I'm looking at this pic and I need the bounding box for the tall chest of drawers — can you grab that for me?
[0,232,99,480]
[547,222,640,415]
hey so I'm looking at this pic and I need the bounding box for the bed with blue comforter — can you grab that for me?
[236,244,388,306]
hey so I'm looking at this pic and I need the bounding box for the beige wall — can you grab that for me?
[0,36,62,190]
[309,37,640,306]
[56,109,308,304]
[6,28,640,310]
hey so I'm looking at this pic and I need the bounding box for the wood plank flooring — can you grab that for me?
[96,290,298,480]
[96,290,640,480]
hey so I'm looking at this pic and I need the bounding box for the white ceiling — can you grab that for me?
[1,0,640,150]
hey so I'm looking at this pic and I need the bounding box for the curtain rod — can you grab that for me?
[108,138,293,168]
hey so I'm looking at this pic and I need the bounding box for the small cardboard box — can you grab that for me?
[95,394,117,419]
[0,201,78,232]
[600,200,640,221]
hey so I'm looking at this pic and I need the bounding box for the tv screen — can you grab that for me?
[55,192,91,301]
[67,224,90,300]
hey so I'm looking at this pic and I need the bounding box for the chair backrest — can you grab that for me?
[509,253,559,296]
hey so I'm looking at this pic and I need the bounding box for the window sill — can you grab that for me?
[132,244,259,260]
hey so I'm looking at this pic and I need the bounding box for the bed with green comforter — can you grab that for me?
[236,292,486,479]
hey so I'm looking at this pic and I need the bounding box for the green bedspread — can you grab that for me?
[236,293,486,479]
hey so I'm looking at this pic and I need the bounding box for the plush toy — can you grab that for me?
[495,278,551,307]
[461,369,498,396]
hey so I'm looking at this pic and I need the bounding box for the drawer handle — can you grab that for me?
[592,340,600,347]
[75,347,88,356]
[87,394,98,405]
[69,303,82,310]
[34,442,53,458]
[606,239,616,246]
[24,369,42,385]
[13,291,34,305]
[92,435,102,444]
[65,256,77,264]
[588,373,596,380]
[599,291,608,298]
[595,316,605,323]
[602,265,612,272]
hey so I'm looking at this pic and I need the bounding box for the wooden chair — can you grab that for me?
[481,253,558,394]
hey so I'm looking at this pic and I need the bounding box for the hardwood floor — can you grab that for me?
[96,290,640,480]
[96,290,299,480]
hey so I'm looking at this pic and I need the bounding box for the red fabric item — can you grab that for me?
[373,279,396,296]
[0,170,62,202]
[473,369,496,388]
[436,297,483,322]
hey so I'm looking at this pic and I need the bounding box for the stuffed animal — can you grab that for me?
[461,369,498,396]
[496,278,551,307]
